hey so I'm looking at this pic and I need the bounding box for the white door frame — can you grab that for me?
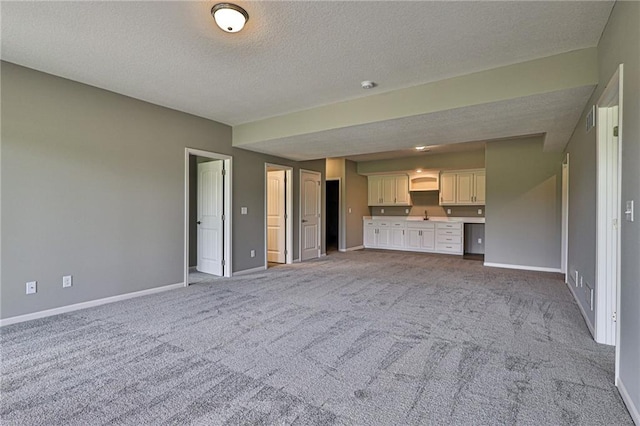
[595,64,623,349]
[326,177,344,252]
[184,148,233,285]
[561,153,569,281]
[299,169,322,261]
[264,163,293,266]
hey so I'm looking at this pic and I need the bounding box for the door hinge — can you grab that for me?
[613,126,619,137]
[284,250,288,255]
[221,259,225,266]
[222,214,225,221]
[222,169,226,176]
[612,311,617,322]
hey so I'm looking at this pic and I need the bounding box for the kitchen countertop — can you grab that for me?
[363,216,485,224]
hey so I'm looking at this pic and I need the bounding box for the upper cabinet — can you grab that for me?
[439,169,485,205]
[368,175,411,206]
[409,172,439,192]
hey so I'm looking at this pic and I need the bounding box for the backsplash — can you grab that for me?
[369,191,485,218]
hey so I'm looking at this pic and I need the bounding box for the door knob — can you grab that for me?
[197,221,201,224]
[302,219,308,223]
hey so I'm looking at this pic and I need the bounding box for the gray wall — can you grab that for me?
[357,149,485,175]
[370,192,485,219]
[565,1,640,413]
[1,62,324,319]
[485,136,562,269]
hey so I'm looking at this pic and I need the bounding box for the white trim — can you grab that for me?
[618,376,640,425]
[233,265,267,276]
[184,148,233,287]
[566,279,595,337]
[595,64,623,347]
[264,163,294,268]
[561,154,569,280]
[339,245,364,252]
[320,253,327,257]
[483,262,562,273]
[0,283,184,327]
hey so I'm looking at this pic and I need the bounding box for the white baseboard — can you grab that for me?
[339,245,364,253]
[320,253,327,257]
[233,265,267,276]
[0,282,185,327]
[484,262,562,273]
[565,279,596,337]
[618,376,640,425]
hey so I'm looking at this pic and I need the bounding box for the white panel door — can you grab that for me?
[267,170,286,263]
[197,161,224,276]
[421,229,435,250]
[301,170,321,261]
[368,176,382,205]
[390,227,405,248]
[406,229,421,249]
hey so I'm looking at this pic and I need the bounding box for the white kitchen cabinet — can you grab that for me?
[439,173,456,205]
[363,220,391,248]
[390,222,406,248]
[435,222,463,254]
[406,222,435,251]
[440,169,485,206]
[368,175,411,206]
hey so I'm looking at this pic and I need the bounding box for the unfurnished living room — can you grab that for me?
[1,1,639,425]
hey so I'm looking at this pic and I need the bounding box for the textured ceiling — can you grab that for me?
[1,1,613,127]
[238,86,595,161]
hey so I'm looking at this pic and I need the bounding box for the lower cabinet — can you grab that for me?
[364,220,463,255]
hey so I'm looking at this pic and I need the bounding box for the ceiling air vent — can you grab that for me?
[586,105,595,133]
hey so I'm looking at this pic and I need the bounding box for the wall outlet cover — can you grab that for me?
[250,250,255,258]
[447,209,451,214]
[241,207,248,215]
[26,281,37,295]
[478,209,482,215]
[381,209,385,213]
[63,275,73,288]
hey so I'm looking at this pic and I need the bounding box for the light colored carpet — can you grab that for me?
[1,250,633,425]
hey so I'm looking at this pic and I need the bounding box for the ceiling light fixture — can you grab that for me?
[361,81,376,89]
[416,169,423,173]
[415,146,426,151]
[211,3,249,33]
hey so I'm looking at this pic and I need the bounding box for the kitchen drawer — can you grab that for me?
[436,223,463,231]
[436,234,462,244]
[436,242,463,253]
[407,222,435,230]
[377,221,390,227]
[436,229,462,237]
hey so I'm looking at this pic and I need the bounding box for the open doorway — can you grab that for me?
[326,179,340,253]
[595,65,623,353]
[184,148,232,286]
[265,164,293,268]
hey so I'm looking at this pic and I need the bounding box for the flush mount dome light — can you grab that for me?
[415,146,426,151]
[361,80,376,89]
[211,3,249,33]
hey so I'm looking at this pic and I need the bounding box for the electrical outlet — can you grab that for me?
[26,281,37,295]
[241,207,248,215]
[250,250,255,258]
[381,208,385,213]
[478,238,482,244]
[477,209,482,215]
[447,209,451,214]
[348,208,352,214]
[405,208,409,214]
[63,275,73,288]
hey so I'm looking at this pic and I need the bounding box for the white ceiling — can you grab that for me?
[1,1,613,159]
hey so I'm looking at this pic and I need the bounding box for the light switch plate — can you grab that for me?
[26,281,37,295]
[63,275,73,288]
[241,207,248,215]
[625,200,634,222]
